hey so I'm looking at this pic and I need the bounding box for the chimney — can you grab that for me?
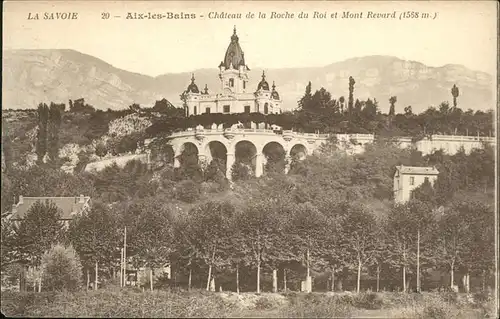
[18,195,23,205]
[79,194,85,204]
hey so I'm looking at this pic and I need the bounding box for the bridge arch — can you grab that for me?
[177,141,199,167]
[262,141,286,174]
[233,140,258,179]
[290,143,309,160]
[204,140,228,174]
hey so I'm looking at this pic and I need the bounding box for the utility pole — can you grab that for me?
[123,227,127,287]
[417,229,420,293]
[120,248,123,287]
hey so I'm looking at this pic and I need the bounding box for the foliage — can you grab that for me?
[40,244,83,292]
[13,200,65,267]
[68,202,120,272]
[174,180,201,203]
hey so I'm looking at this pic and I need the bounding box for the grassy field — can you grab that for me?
[1,287,497,318]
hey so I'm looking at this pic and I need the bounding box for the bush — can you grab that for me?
[231,162,253,181]
[255,296,275,310]
[353,292,384,309]
[0,289,238,318]
[281,294,353,318]
[40,244,82,292]
[175,180,201,203]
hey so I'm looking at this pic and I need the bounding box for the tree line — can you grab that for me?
[1,136,494,293]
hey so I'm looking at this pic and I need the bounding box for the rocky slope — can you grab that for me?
[2,49,494,113]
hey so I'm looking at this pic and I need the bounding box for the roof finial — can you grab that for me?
[191,73,195,83]
[262,70,266,79]
[272,81,276,90]
[233,25,237,35]
[204,84,208,94]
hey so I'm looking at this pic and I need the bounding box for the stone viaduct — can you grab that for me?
[84,128,494,180]
[151,127,374,179]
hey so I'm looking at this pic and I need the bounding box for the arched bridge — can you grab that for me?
[148,128,375,180]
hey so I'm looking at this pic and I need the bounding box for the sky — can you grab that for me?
[3,1,498,77]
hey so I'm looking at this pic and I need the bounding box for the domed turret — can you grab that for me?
[271,81,280,100]
[257,71,270,91]
[202,84,209,95]
[222,26,247,70]
[185,74,199,94]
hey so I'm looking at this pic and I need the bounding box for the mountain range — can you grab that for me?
[2,49,494,113]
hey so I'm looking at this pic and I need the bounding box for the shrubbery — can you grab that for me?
[175,180,201,203]
[40,245,83,292]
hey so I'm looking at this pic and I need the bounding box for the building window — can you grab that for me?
[223,105,230,113]
[194,106,197,115]
[205,107,210,114]
[229,78,234,87]
[244,105,250,113]
[243,81,246,89]
[410,176,415,186]
[264,103,269,114]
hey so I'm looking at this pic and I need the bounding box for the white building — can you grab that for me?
[183,26,282,116]
[393,165,439,203]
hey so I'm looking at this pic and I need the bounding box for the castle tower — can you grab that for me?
[184,73,200,116]
[218,26,250,95]
[181,26,282,116]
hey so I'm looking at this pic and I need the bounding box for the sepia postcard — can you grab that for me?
[1,1,498,318]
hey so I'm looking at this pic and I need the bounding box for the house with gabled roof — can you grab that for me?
[9,195,91,227]
[393,165,439,203]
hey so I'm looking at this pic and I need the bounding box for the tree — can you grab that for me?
[339,96,345,114]
[287,202,329,291]
[41,244,82,292]
[407,199,435,293]
[13,200,65,292]
[236,198,286,293]
[389,96,397,116]
[404,106,413,116]
[434,203,470,290]
[36,103,49,164]
[68,202,120,290]
[386,203,414,292]
[128,197,175,291]
[14,200,64,268]
[451,84,459,108]
[348,76,356,114]
[182,201,235,291]
[298,82,313,110]
[341,203,379,293]
[47,103,64,164]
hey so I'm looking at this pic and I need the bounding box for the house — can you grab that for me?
[393,165,439,203]
[9,195,91,227]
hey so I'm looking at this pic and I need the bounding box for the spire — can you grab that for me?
[231,25,239,42]
[191,73,195,83]
[262,70,266,80]
[203,84,209,94]
[272,81,276,90]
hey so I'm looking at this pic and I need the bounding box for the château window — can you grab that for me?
[410,176,415,186]
[194,106,197,115]
[229,78,234,87]
[205,107,210,114]
[264,103,269,114]
[223,105,230,113]
[244,105,250,113]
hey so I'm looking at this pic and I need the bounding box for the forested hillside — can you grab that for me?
[1,77,495,295]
